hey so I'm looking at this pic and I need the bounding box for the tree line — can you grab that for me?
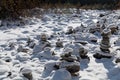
[0,0,119,19]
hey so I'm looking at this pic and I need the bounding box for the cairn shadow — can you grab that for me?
[80,59,89,71]
[95,57,117,80]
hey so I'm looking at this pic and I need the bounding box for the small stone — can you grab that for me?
[115,58,120,63]
[7,72,12,77]
[61,55,78,62]
[17,45,30,53]
[109,26,118,34]
[93,53,112,59]
[74,41,88,45]
[99,14,105,17]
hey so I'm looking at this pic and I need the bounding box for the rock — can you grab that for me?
[115,58,120,63]
[79,46,87,56]
[40,33,48,42]
[26,38,36,48]
[99,14,105,17]
[29,42,36,49]
[7,72,12,77]
[59,61,80,75]
[66,26,74,34]
[56,39,63,47]
[66,64,80,74]
[93,53,112,59]
[79,48,89,60]
[90,37,97,43]
[21,67,33,80]
[51,68,71,80]
[61,53,78,62]
[26,38,33,46]
[17,45,30,53]
[74,40,88,45]
[89,27,101,33]
[64,43,84,56]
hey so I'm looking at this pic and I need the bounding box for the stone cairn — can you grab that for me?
[109,26,119,34]
[93,29,112,59]
[60,51,80,76]
[60,50,78,62]
[43,49,80,77]
[66,26,75,34]
[100,29,111,53]
[40,33,51,47]
[89,21,101,33]
[17,45,30,53]
[8,42,16,50]
[26,38,36,49]
[79,46,89,61]
[40,33,48,42]
[56,39,63,48]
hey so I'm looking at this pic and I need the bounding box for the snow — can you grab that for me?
[0,9,120,80]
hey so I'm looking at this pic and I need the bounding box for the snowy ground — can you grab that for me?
[0,9,120,80]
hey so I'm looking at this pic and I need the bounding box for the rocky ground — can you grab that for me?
[0,9,120,80]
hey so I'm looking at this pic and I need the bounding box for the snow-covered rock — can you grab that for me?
[50,68,71,80]
[20,67,33,80]
[16,52,31,61]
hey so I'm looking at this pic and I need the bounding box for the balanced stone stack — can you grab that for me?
[60,51,80,76]
[56,39,63,47]
[100,29,111,53]
[40,33,48,42]
[27,38,36,48]
[79,46,89,60]
[89,21,101,33]
[66,26,74,34]
[17,45,30,53]
[40,33,51,47]
[60,52,78,62]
